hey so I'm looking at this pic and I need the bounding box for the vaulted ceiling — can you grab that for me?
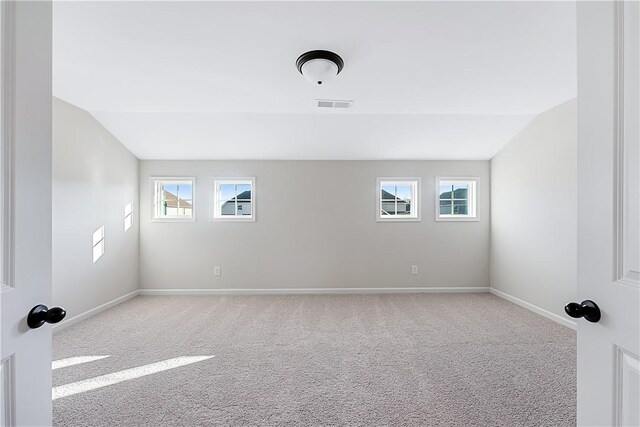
[53,1,576,160]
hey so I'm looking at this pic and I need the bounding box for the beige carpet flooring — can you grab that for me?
[53,293,576,426]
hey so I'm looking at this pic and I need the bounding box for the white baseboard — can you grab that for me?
[51,287,576,332]
[489,288,576,330]
[53,290,140,333]
[139,287,490,296]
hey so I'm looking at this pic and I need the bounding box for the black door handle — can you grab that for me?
[564,300,601,323]
[27,304,66,329]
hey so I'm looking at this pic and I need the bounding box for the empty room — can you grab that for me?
[1,1,639,426]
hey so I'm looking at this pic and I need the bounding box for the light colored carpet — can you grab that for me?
[53,293,576,426]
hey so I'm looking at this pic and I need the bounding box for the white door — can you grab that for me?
[577,1,640,426]
[0,1,54,426]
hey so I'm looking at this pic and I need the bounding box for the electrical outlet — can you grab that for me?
[214,266,221,277]
[411,265,418,275]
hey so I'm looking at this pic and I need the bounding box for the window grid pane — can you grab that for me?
[154,180,194,220]
[379,180,418,220]
[437,179,476,219]
[214,179,254,219]
[440,200,452,215]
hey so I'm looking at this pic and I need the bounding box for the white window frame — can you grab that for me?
[211,177,256,222]
[124,202,133,231]
[435,177,479,222]
[150,177,196,222]
[376,177,421,222]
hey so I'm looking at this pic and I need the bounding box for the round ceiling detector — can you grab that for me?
[296,50,344,85]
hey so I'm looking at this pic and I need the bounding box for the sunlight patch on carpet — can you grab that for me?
[53,356,214,400]
[52,356,111,370]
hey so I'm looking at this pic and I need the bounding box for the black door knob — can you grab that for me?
[564,300,601,323]
[27,304,66,329]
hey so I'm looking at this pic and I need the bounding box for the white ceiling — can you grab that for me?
[53,1,576,160]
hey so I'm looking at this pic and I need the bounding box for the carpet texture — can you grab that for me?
[53,293,576,426]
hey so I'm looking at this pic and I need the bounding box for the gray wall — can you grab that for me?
[490,99,577,318]
[53,98,139,318]
[140,160,490,290]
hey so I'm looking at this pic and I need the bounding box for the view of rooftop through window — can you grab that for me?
[219,183,252,216]
[378,178,419,221]
[161,184,193,216]
[212,178,255,220]
[437,179,477,220]
[381,184,412,216]
[439,183,468,215]
[153,179,194,220]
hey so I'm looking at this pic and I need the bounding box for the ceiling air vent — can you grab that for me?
[316,99,354,109]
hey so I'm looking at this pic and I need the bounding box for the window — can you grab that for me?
[212,178,255,221]
[124,202,133,231]
[376,178,420,221]
[436,177,478,221]
[92,226,104,263]
[151,178,195,222]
